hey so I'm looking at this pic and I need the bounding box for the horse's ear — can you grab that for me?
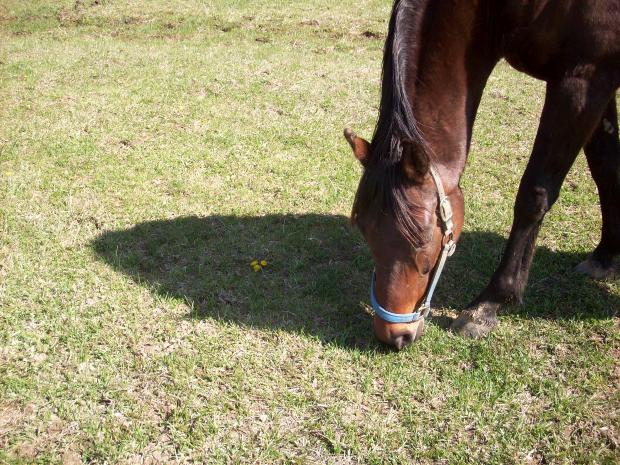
[344,128,370,166]
[401,138,429,182]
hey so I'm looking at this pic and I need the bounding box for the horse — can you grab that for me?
[344,0,620,349]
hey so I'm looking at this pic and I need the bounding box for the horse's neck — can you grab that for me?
[409,1,500,191]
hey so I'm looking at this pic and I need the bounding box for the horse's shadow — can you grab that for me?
[91,214,618,349]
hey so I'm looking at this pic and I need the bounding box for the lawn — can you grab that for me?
[0,1,618,463]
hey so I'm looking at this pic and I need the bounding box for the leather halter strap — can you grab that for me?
[370,165,456,323]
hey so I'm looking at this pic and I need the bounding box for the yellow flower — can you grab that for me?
[250,260,258,266]
[260,260,267,267]
[252,264,261,272]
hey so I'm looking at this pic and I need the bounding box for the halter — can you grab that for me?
[370,165,457,323]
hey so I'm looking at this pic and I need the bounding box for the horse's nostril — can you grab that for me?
[374,318,426,350]
[393,332,414,350]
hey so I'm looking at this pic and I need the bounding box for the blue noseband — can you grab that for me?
[370,272,427,323]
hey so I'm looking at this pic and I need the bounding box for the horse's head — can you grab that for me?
[344,128,463,350]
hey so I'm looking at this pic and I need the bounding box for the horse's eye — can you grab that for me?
[414,250,432,275]
[420,260,431,275]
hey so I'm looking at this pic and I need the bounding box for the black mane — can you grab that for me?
[351,0,430,247]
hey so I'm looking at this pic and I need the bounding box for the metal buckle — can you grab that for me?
[439,197,453,222]
[447,239,456,256]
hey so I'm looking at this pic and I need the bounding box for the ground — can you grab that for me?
[0,1,619,463]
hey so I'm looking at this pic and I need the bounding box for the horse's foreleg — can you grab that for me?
[575,98,620,279]
[452,76,615,338]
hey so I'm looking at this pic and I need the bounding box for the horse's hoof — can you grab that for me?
[575,257,616,280]
[450,304,498,338]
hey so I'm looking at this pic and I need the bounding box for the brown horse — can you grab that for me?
[344,0,620,349]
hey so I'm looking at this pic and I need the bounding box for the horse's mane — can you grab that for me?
[351,0,431,247]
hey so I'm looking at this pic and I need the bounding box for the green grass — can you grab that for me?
[0,1,618,463]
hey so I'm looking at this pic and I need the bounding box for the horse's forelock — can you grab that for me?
[352,0,431,247]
